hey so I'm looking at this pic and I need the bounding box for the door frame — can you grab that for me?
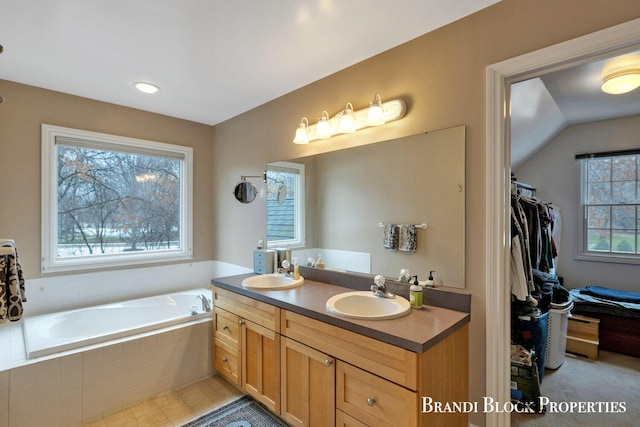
[485,17,640,427]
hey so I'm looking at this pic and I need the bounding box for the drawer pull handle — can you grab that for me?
[239,320,245,326]
[222,324,229,331]
[222,357,228,363]
[324,359,332,367]
[367,398,375,407]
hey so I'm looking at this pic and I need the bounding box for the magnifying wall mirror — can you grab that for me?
[234,181,257,203]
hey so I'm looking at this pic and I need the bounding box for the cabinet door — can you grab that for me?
[281,337,335,427]
[242,319,281,414]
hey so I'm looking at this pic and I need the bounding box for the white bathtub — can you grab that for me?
[22,288,212,359]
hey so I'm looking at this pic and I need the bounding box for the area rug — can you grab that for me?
[182,395,289,427]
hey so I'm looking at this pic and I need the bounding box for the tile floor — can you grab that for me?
[82,375,242,426]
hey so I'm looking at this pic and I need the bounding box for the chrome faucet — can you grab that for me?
[197,294,212,312]
[370,274,395,298]
[278,259,294,276]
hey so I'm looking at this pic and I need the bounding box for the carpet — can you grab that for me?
[182,395,289,427]
[512,350,640,427]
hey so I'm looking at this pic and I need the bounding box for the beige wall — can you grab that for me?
[0,80,215,276]
[211,1,640,425]
[516,115,640,293]
[1,1,640,425]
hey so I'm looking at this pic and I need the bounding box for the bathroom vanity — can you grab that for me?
[211,272,470,427]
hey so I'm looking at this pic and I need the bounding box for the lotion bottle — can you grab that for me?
[293,257,300,279]
[410,275,423,308]
[425,270,436,287]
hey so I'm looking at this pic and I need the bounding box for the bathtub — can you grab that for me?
[22,288,212,359]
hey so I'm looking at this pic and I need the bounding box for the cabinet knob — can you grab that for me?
[367,398,375,407]
[238,320,245,326]
[222,324,229,331]
[222,357,228,363]
[324,359,332,367]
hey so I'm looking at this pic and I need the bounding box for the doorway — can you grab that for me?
[485,18,640,427]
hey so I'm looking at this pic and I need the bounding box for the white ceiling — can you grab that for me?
[511,50,640,168]
[0,0,500,125]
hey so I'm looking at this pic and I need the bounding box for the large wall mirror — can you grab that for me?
[267,125,466,288]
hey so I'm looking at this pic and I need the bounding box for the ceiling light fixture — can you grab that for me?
[134,82,160,94]
[601,69,640,95]
[292,94,407,144]
[293,117,310,144]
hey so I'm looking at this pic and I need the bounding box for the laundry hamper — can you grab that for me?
[545,300,573,369]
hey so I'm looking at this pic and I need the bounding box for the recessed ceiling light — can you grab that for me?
[134,82,160,94]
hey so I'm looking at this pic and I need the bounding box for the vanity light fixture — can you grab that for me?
[367,93,385,125]
[601,69,640,94]
[316,111,331,139]
[338,103,356,133]
[293,117,310,144]
[292,94,407,144]
[134,82,160,94]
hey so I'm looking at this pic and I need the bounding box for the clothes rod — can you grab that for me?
[377,222,428,230]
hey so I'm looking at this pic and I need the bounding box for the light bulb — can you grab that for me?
[368,93,385,125]
[316,111,331,139]
[293,118,309,144]
[338,103,356,133]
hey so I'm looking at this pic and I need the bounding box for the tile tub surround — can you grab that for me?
[0,320,214,427]
[211,271,470,353]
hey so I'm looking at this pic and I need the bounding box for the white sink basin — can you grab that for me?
[326,291,411,320]
[242,273,304,289]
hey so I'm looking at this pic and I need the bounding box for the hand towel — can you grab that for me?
[0,240,26,322]
[399,224,417,252]
[383,224,399,251]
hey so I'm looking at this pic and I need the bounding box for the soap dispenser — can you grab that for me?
[314,255,325,269]
[425,271,436,287]
[410,275,423,308]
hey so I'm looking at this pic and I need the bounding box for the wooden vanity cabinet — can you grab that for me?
[213,287,281,414]
[282,310,469,427]
[213,286,469,427]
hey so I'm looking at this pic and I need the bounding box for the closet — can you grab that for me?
[509,178,567,412]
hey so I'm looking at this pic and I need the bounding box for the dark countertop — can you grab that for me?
[211,272,470,354]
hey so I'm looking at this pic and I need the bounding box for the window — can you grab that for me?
[266,161,305,248]
[580,151,640,261]
[42,124,193,272]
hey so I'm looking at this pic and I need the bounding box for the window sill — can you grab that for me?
[41,251,193,274]
[575,252,640,266]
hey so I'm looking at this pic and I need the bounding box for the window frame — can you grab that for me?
[266,161,306,249]
[577,153,640,265]
[41,124,193,273]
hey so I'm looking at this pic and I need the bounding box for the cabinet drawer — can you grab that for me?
[214,287,280,332]
[214,338,240,386]
[214,307,240,348]
[336,409,368,427]
[568,315,599,341]
[283,310,417,390]
[337,361,416,427]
